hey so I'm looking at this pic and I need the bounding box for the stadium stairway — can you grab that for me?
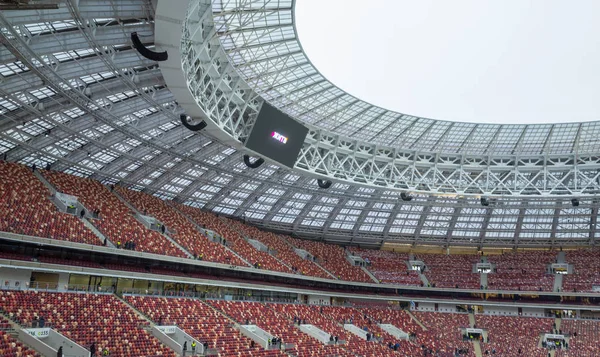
[167,202,253,267]
[32,170,56,195]
[472,340,483,357]
[468,313,476,328]
[218,216,295,271]
[112,190,193,259]
[405,311,428,331]
[554,274,563,292]
[280,236,339,280]
[480,272,488,289]
[80,216,115,248]
[419,270,430,287]
[360,266,380,283]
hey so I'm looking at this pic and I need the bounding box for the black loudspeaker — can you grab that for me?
[317,179,332,189]
[571,198,579,207]
[400,192,413,202]
[480,197,489,206]
[131,32,168,62]
[243,155,264,169]
[180,114,207,131]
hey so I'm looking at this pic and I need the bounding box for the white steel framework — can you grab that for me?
[0,0,598,248]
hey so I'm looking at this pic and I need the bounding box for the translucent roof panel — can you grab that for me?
[214,0,600,156]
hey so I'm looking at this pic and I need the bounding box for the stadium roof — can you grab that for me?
[0,0,599,247]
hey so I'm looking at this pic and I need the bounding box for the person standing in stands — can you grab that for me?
[191,341,196,355]
[90,342,96,357]
[39,315,45,328]
[102,347,109,356]
[116,241,121,249]
[56,346,63,357]
[182,341,187,356]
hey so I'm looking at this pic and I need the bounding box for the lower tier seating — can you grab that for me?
[0,291,175,357]
[475,314,552,357]
[0,317,39,357]
[207,300,354,357]
[557,319,600,357]
[125,296,285,356]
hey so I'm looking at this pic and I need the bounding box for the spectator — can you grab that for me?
[39,315,45,328]
[191,341,196,354]
[250,340,255,348]
[116,241,121,249]
[182,341,187,356]
[90,342,96,357]
[57,346,63,357]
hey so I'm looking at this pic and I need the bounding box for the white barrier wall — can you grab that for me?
[0,267,32,288]
[308,294,330,305]
[521,307,545,317]
[20,327,90,357]
[378,324,409,340]
[343,324,368,340]
[299,324,331,344]
[482,306,518,316]
[417,302,435,311]
[239,325,273,348]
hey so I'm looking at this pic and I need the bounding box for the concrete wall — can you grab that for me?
[437,303,457,313]
[0,267,31,288]
[482,306,518,316]
[416,302,435,312]
[57,272,70,291]
[522,307,545,317]
[308,294,330,305]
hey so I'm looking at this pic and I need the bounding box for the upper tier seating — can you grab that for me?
[349,247,421,286]
[172,203,292,273]
[348,248,421,286]
[475,314,552,357]
[557,319,600,357]
[115,188,246,266]
[563,248,600,292]
[227,220,331,279]
[487,251,556,291]
[0,317,39,357]
[286,238,373,283]
[0,162,99,245]
[43,171,186,258]
[418,254,480,289]
[208,300,355,357]
[0,291,175,357]
[125,296,281,356]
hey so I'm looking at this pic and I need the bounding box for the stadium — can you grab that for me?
[0,0,599,356]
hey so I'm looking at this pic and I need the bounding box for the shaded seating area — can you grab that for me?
[43,171,186,258]
[0,162,99,245]
[116,187,247,266]
[287,238,373,283]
